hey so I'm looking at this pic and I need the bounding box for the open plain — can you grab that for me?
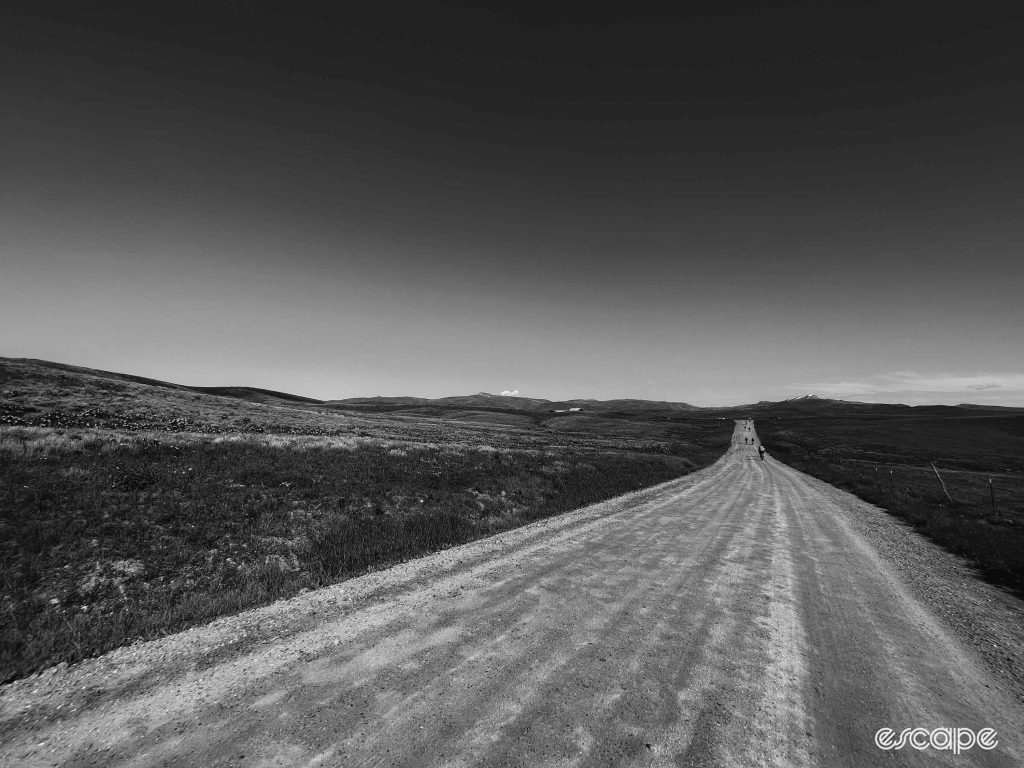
[6,5,1024,765]
[2,421,1022,767]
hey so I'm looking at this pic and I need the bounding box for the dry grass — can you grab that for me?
[0,425,725,684]
[758,415,1024,597]
[0,358,733,683]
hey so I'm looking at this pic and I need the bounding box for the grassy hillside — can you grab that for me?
[0,358,731,683]
[757,413,1024,596]
[0,359,716,450]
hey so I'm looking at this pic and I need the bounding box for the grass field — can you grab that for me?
[757,414,1024,597]
[0,359,730,683]
[8,357,1021,683]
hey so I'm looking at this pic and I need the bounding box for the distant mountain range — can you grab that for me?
[3,358,1022,417]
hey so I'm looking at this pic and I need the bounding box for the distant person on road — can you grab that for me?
[758,444,765,461]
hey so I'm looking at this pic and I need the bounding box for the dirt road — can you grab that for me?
[3,421,1023,767]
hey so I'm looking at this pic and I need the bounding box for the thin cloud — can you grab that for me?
[500,389,519,396]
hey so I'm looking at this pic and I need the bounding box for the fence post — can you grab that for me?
[931,462,953,503]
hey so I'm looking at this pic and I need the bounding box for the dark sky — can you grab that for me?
[3,1,1023,404]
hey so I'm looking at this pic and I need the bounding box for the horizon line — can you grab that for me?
[6,356,1024,411]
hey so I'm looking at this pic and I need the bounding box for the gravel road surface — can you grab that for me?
[3,421,1023,767]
